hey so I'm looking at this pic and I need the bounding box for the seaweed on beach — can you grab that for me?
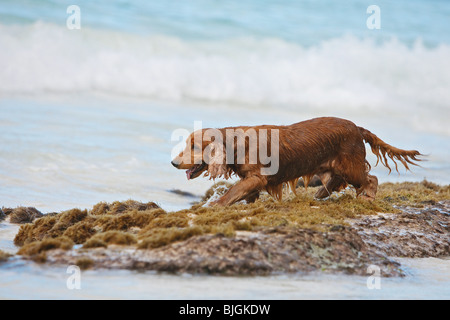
[14,215,58,246]
[75,257,94,270]
[86,230,137,246]
[90,200,160,216]
[14,209,88,246]
[82,238,107,249]
[9,207,43,224]
[1,207,14,216]
[63,221,97,244]
[17,236,74,263]
[377,180,450,206]
[13,181,450,265]
[0,250,12,263]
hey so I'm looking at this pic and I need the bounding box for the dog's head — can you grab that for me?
[171,129,231,180]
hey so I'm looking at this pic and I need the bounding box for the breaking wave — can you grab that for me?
[1,22,450,133]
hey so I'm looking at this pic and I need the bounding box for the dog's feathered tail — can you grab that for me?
[358,126,423,173]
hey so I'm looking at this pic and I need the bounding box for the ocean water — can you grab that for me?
[0,0,449,299]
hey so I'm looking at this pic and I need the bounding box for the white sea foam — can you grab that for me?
[1,22,449,134]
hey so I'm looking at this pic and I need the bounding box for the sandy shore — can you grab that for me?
[1,181,449,277]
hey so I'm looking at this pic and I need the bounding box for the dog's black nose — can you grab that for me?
[171,161,179,168]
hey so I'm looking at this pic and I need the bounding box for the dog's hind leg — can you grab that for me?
[211,176,266,206]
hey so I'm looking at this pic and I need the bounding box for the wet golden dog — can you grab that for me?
[171,117,422,206]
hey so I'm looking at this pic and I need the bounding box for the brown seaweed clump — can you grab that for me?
[1,207,14,216]
[17,236,74,263]
[82,238,107,249]
[75,258,94,270]
[13,202,166,248]
[87,231,137,246]
[0,250,12,263]
[377,180,450,206]
[138,226,202,249]
[9,207,43,224]
[90,200,160,216]
[63,221,96,244]
[14,215,58,246]
[14,208,88,246]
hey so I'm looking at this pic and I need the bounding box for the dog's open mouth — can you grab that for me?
[186,162,207,180]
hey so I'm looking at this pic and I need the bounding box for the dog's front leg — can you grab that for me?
[211,176,266,206]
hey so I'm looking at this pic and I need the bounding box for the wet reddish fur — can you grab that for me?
[174,117,422,206]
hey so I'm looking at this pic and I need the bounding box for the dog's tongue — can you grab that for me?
[186,169,192,180]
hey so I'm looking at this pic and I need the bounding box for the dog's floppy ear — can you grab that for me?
[203,129,232,180]
[206,141,230,180]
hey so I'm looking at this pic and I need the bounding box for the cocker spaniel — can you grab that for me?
[171,117,422,206]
